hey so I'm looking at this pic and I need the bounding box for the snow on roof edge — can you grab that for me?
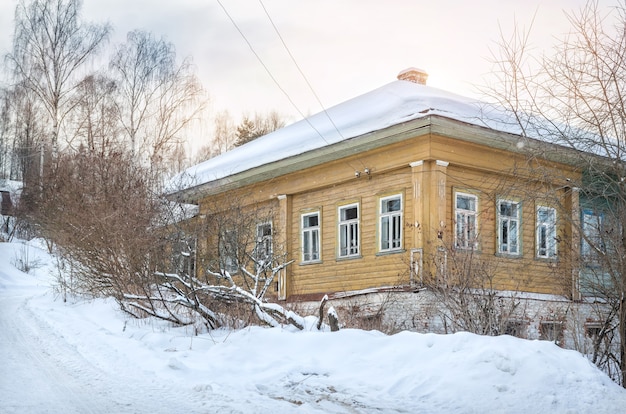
[167,80,501,196]
[168,78,595,198]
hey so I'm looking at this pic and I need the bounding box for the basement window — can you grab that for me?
[503,320,526,338]
[540,321,564,346]
[584,322,603,339]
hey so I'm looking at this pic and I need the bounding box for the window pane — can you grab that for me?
[258,223,271,238]
[510,220,518,253]
[457,195,476,211]
[392,215,401,247]
[302,213,320,262]
[312,230,319,260]
[455,193,478,249]
[538,209,550,222]
[502,220,509,246]
[539,226,547,248]
[350,223,358,252]
[341,206,357,220]
[304,214,318,228]
[383,197,401,213]
[382,216,390,249]
[500,202,511,216]
[467,215,476,239]
[340,225,348,256]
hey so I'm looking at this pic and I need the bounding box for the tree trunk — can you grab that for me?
[619,291,626,388]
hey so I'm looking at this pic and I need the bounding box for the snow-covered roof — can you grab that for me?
[167,79,563,199]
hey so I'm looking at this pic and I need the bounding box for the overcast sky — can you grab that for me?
[0,0,620,124]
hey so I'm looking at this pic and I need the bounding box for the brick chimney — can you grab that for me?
[397,67,428,85]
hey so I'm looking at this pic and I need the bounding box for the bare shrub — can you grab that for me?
[485,0,626,386]
[11,242,42,274]
[424,244,526,337]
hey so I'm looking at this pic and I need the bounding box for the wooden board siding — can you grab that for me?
[441,163,575,296]
[288,167,413,297]
[195,130,581,300]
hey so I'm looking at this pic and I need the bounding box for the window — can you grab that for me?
[540,321,564,345]
[302,212,320,262]
[338,203,359,257]
[219,230,238,275]
[497,200,520,255]
[504,320,526,338]
[255,222,272,266]
[585,322,603,339]
[380,194,403,251]
[171,233,196,277]
[582,210,603,262]
[455,192,478,249]
[536,206,557,258]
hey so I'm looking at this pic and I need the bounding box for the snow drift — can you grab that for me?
[1,239,625,413]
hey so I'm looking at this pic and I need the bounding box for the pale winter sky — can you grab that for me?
[0,0,620,123]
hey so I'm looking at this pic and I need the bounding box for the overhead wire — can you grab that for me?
[214,0,305,120]
[215,0,365,172]
[257,0,348,144]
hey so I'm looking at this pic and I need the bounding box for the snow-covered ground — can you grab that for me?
[2,239,626,413]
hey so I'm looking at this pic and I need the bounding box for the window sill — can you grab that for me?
[299,259,322,266]
[376,249,405,257]
[534,256,559,263]
[453,247,482,254]
[336,255,362,262]
[495,253,523,259]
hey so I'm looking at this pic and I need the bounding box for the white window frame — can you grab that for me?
[301,211,321,263]
[220,229,238,275]
[536,206,557,259]
[255,222,273,266]
[581,210,603,261]
[338,203,360,258]
[455,192,478,250]
[497,199,521,255]
[379,194,403,252]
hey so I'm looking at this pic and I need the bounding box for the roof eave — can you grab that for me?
[168,115,590,203]
[169,117,434,203]
[430,116,597,167]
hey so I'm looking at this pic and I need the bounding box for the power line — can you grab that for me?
[215,0,365,171]
[215,0,303,118]
[257,0,347,143]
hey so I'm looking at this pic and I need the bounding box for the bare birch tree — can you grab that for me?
[6,0,110,162]
[67,73,120,156]
[0,82,46,184]
[192,110,238,164]
[109,29,204,170]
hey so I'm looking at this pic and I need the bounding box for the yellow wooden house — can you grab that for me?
[169,68,586,304]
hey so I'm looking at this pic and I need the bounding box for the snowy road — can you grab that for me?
[0,283,204,414]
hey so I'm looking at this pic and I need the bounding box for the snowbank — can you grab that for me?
[1,240,625,413]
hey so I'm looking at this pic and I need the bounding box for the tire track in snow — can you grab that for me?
[0,292,204,414]
[0,295,110,413]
